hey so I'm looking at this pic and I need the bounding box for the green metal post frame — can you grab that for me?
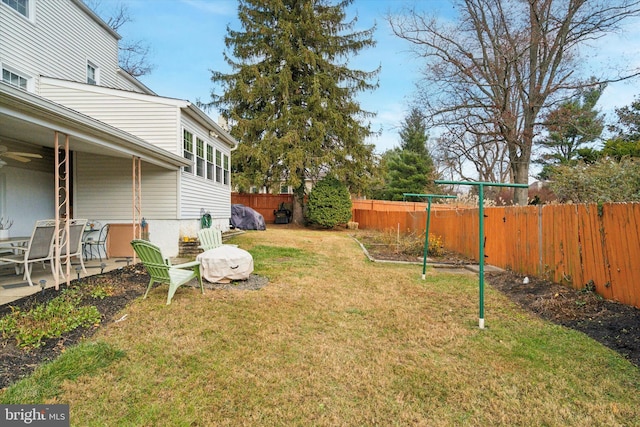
[403,193,458,280]
[434,181,528,329]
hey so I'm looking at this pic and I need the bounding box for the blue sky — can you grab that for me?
[103,0,640,155]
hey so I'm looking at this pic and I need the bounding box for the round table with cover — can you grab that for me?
[196,245,254,283]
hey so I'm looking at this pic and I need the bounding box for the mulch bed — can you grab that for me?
[487,271,640,367]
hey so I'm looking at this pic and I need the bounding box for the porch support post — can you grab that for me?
[54,132,71,290]
[132,156,142,262]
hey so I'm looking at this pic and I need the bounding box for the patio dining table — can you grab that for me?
[0,236,30,267]
[0,236,30,249]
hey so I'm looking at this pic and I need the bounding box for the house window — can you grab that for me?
[196,137,205,177]
[223,154,229,186]
[87,62,99,85]
[280,185,291,194]
[2,0,28,18]
[250,186,259,194]
[2,67,29,90]
[183,130,194,173]
[206,145,214,181]
[215,150,222,183]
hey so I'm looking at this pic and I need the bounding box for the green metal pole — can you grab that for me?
[403,193,457,280]
[422,197,433,280]
[478,184,485,329]
[434,180,527,329]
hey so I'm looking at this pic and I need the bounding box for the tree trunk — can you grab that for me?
[292,194,305,225]
[292,183,306,225]
[512,162,530,205]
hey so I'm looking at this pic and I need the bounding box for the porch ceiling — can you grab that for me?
[0,82,190,169]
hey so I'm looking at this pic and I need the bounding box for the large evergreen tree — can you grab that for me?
[398,107,429,155]
[209,0,379,223]
[375,108,436,201]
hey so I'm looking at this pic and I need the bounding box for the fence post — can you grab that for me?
[538,205,543,276]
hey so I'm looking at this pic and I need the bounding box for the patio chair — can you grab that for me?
[59,219,88,276]
[84,223,109,261]
[197,228,223,251]
[130,239,204,305]
[0,219,57,286]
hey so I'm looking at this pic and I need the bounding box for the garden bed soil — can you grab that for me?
[1,242,639,390]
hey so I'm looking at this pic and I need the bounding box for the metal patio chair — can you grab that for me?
[84,223,109,261]
[131,239,204,305]
[0,219,57,286]
[59,218,88,276]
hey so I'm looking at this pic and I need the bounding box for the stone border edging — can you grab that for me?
[351,236,503,273]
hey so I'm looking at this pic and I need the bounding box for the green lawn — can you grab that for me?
[2,228,639,426]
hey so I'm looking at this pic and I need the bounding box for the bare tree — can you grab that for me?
[390,0,640,204]
[435,127,510,183]
[84,0,154,77]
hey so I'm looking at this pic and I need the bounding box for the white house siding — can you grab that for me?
[180,173,231,225]
[0,0,132,93]
[115,76,147,93]
[74,153,178,220]
[40,79,180,154]
[0,167,55,237]
[179,114,232,228]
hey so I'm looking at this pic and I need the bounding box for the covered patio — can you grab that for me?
[0,82,190,296]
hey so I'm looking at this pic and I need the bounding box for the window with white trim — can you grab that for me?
[206,145,214,181]
[280,185,291,194]
[215,149,222,183]
[2,0,29,18]
[223,154,230,186]
[2,67,29,91]
[196,137,205,177]
[87,61,99,85]
[183,130,194,173]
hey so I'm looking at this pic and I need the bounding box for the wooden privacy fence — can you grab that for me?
[231,193,294,223]
[352,202,640,309]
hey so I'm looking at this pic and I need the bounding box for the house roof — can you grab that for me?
[0,82,191,169]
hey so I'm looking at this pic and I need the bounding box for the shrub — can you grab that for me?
[549,157,640,203]
[307,176,352,228]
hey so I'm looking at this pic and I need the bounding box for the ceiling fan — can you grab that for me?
[0,145,43,167]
